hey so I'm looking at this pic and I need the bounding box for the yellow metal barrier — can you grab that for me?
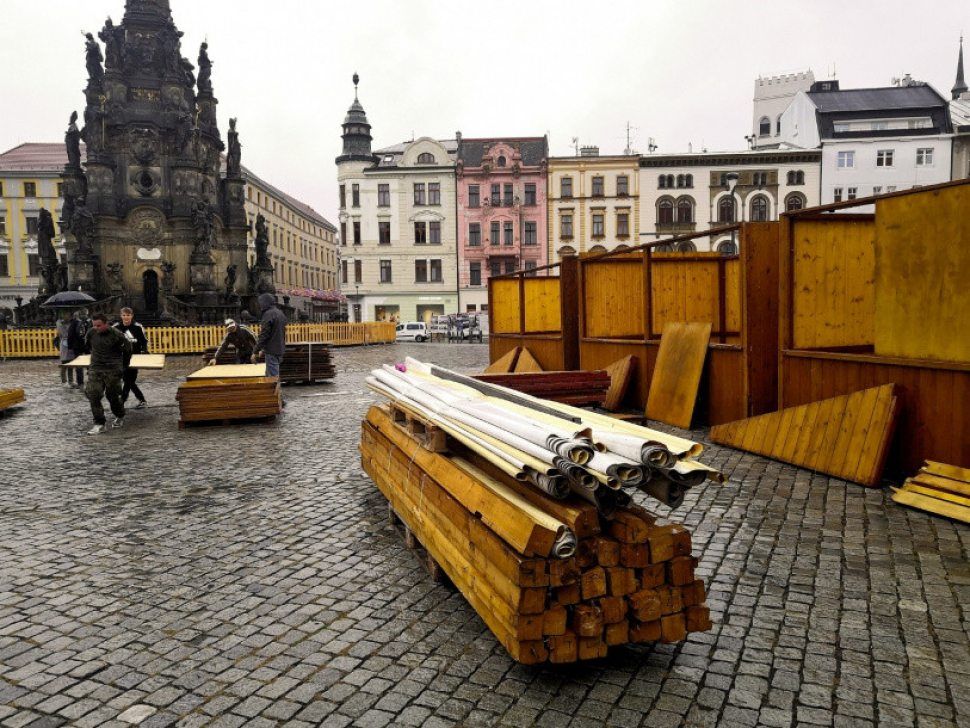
[0,322,396,359]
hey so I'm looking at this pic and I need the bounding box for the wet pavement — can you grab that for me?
[0,342,967,728]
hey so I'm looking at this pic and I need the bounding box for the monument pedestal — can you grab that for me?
[189,253,215,293]
[70,255,101,295]
[249,264,276,295]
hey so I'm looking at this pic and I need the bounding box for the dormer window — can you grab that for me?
[417,153,435,164]
[497,156,507,167]
[383,155,394,162]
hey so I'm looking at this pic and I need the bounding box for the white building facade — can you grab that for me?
[751,71,815,149]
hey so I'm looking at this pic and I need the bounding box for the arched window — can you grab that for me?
[666,175,675,188]
[785,193,805,212]
[759,116,771,136]
[417,152,435,164]
[718,197,734,223]
[750,195,769,222]
[677,241,697,253]
[796,170,805,185]
[589,245,608,254]
[717,240,737,255]
[558,245,576,259]
[787,170,795,185]
[776,116,782,135]
[497,156,507,167]
[658,198,674,224]
[676,197,693,223]
[658,175,667,189]
[655,243,675,252]
[684,174,693,188]
[676,174,685,188]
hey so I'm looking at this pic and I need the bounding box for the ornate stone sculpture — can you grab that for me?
[70,199,96,257]
[56,263,69,293]
[105,262,124,290]
[225,263,237,295]
[197,42,212,94]
[37,208,58,266]
[227,118,241,175]
[65,112,82,168]
[160,261,176,291]
[82,104,102,151]
[192,199,214,255]
[180,57,195,88]
[254,213,270,267]
[99,17,124,69]
[85,33,104,86]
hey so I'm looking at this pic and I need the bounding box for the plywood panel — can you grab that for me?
[523,278,562,333]
[711,383,900,487]
[874,184,970,363]
[584,260,644,339]
[491,279,522,334]
[645,322,712,429]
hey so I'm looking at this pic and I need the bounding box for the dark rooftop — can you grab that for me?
[807,85,948,114]
[458,137,548,168]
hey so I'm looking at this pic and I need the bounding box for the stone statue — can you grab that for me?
[227,118,241,175]
[70,198,96,257]
[56,263,69,293]
[85,33,104,86]
[254,213,270,267]
[191,199,214,254]
[224,264,237,294]
[160,261,176,290]
[82,104,102,151]
[105,262,124,290]
[65,112,82,168]
[37,208,58,266]
[99,17,123,69]
[180,57,195,88]
[197,42,212,94]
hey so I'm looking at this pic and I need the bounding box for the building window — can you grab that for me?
[414,222,427,244]
[718,197,734,223]
[497,156,506,167]
[591,177,604,197]
[413,183,426,205]
[379,221,390,245]
[787,170,805,185]
[378,184,390,206]
[0,216,5,235]
[415,260,427,282]
[847,187,858,200]
[873,186,882,195]
[658,175,667,189]
[340,222,347,246]
[0,254,7,277]
[25,216,39,236]
[428,183,441,205]
[524,222,537,246]
[501,184,511,206]
[658,199,674,224]
[57,183,64,198]
[352,221,361,245]
[837,151,855,169]
[876,150,895,167]
[754,172,769,186]
[490,183,501,206]
[916,148,934,166]
[776,116,782,135]
[341,260,348,284]
[23,182,36,198]
[871,121,888,131]
[612,176,628,197]
[470,262,481,286]
[354,259,362,284]
[352,184,360,207]
[380,259,392,283]
[490,221,500,245]
[430,259,442,282]
[28,254,40,277]
[834,187,843,202]
[469,223,481,246]
[617,213,629,237]
[785,193,805,211]
[502,221,513,245]
[684,174,693,188]
[339,185,346,208]
[759,116,771,136]
[417,153,435,164]
[505,261,516,274]
[561,178,572,199]
[750,196,768,222]
[592,214,604,237]
[429,221,441,244]
[677,198,693,223]
[469,185,480,207]
[490,261,502,278]
[524,183,536,206]
[676,174,685,188]
[561,214,573,238]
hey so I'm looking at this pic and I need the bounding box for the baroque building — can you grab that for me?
[335,76,458,323]
[455,136,548,313]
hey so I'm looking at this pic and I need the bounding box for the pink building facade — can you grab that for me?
[456,136,548,312]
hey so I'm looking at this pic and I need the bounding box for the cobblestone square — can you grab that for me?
[1,343,967,727]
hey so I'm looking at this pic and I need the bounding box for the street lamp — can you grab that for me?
[725,172,740,256]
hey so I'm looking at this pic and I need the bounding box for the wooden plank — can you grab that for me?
[923,461,970,483]
[910,473,970,498]
[901,483,970,507]
[645,322,713,429]
[0,389,26,411]
[485,347,521,374]
[892,488,970,524]
[187,363,266,379]
[602,356,638,412]
[65,353,166,369]
[514,348,544,373]
[804,397,839,472]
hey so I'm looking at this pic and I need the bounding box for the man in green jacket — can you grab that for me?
[84,312,132,435]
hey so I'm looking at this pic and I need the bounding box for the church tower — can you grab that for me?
[953,36,968,100]
[337,74,374,164]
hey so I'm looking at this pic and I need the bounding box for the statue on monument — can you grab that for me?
[225,264,237,295]
[254,213,270,267]
[197,42,213,94]
[227,118,241,175]
[82,104,102,151]
[160,261,176,291]
[56,263,69,293]
[99,17,124,69]
[38,208,59,294]
[84,33,104,86]
[192,199,214,255]
[65,111,82,168]
[70,199,96,257]
[180,57,195,88]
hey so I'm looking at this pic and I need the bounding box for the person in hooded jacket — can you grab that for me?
[251,293,286,377]
[113,307,149,407]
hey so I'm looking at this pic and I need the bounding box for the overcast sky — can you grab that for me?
[0,1,966,226]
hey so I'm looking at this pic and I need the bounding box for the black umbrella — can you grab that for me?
[41,291,97,308]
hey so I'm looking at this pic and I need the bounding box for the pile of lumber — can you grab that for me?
[0,389,25,413]
[176,376,281,425]
[203,342,335,384]
[474,370,612,406]
[362,405,713,663]
[892,461,970,524]
[360,357,720,663]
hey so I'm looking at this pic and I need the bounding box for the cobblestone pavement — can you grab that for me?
[0,342,967,728]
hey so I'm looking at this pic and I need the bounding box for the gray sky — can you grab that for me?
[0,1,966,226]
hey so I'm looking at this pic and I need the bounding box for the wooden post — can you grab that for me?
[560,255,580,371]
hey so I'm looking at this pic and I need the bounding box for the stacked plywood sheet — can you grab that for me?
[473,370,612,406]
[892,461,970,524]
[177,369,281,426]
[0,389,26,413]
[360,404,713,664]
[203,342,335,383]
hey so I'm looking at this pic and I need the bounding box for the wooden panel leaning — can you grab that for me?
[360,405,713,664]
[891,461,970,524]
[0,389,26,413]
[645,322,713,429]
[710,383,901,487]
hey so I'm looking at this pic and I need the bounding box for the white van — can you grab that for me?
[395,321,429,342]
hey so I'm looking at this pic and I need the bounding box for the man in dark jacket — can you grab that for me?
[113,307,149,407]
[209,318,257,365]
[252,293,286,377]
[85,312,132,434]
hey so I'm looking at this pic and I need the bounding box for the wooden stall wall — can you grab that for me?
[651,254,741,345]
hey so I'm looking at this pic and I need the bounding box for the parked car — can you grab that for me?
[395,321,428,342]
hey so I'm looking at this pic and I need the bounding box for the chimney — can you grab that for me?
[580,145,599,157]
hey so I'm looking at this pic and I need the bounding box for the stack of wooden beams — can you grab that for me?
[473,370,612,406]
[892,461,970,524]
[203,342,335,383]
[360,404,713,664]
[176,376,281,425]
[0,389,25,413]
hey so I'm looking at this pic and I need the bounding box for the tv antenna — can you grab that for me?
[571,137,579,155]
[623,121,638,155]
